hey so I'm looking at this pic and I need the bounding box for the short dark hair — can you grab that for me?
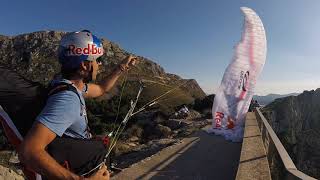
[61,66,81,79]
[60,60,92,80]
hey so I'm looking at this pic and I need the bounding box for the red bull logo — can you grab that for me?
[238,70,250,100]
[68,44,103,56]
[238,70,250,91]
[215,112,224,128]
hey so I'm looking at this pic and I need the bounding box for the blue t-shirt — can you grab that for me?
[36,79,91,139]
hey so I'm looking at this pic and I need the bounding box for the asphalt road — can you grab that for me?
[113,126,242,180]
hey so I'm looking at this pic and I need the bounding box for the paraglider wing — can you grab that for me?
[208,7,267,142]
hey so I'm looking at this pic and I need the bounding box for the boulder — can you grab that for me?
[0,165,24,180]
[156,124,172,138]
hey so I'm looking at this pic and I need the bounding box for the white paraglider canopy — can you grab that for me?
[207,7,267,142]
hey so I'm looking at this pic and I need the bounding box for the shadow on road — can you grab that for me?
[136,129,242,180]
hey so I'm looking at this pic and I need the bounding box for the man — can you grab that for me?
[18,30,137,180]
[248,99,254,112]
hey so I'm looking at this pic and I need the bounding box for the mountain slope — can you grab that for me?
[0,31,206,116]
[253,93,300,106]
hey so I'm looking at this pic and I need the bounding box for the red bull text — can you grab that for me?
[68,44,103,56]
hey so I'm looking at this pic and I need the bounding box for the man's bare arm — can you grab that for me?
[18,122,80,180]
[84,66,123,98]
[84,55,137,98]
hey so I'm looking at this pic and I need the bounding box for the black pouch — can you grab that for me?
[47,136,109,176]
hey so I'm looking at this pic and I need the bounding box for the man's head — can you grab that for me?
[58,30,104,82]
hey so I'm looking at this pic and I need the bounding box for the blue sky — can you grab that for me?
[1,0,320,95]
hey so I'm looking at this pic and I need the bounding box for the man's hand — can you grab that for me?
[119,55,138,72]
[85,55,138,98]
[86,164,110,180]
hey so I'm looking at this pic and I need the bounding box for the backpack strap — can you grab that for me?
[47,82,83,105]
[47,82,90,136]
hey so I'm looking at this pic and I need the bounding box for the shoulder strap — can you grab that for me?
[47,82,83,105]
[47,82,89,134]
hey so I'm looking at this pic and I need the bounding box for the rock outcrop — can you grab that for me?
[0,165,24,180]
[263,89,320,178]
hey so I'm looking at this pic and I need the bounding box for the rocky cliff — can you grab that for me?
[0,31,206,113]
[263,89,320,178]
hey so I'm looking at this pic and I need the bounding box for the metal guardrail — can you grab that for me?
[255,108,317,180]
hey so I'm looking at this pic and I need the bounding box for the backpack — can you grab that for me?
[0,66,109,179]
